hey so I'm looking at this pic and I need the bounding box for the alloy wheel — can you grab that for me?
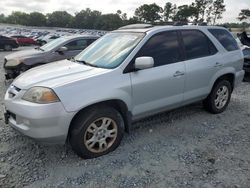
[84,117,118,153]
[214,85,229,109]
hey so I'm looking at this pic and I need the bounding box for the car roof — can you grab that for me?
[62,35,99,40]
[114,25,228,34]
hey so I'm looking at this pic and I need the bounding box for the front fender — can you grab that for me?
[53,70,132,113]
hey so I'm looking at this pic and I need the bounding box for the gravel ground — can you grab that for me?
[0,47,250,188]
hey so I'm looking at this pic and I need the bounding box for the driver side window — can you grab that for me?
[64,39,88,51]
[136,31,182,67]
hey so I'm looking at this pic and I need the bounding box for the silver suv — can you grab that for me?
[4,25,245,159]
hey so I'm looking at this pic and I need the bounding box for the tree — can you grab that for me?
[211,0,226,25]
[47,11,73,27]
[6,11,29,25]
[238,9,250,21]
[163,2,177,22]
[96,14,123,30]
[116,10,127,21]
[134,3,163,23]
[173,5,197,22]
[74,8,102,29]
[0,14,5,23]
[28,12,46,26]
[191,0,213,22]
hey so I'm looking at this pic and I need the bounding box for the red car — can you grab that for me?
[11,35,37,46]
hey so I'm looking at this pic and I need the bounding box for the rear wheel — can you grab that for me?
[203,80,232,114]
[70,106,124,159]
[4,44,12,51]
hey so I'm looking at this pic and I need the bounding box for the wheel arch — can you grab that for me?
[212,73,235,92]
[67,99,131,141]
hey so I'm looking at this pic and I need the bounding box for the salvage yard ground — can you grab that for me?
[0,47,250,188]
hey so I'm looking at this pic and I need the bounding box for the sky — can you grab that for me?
[0,0,249,23]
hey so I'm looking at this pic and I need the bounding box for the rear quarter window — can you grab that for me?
[208,29,239,51]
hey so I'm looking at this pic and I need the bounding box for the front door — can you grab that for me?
[130,30,186,117]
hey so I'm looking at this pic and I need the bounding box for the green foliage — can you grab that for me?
[28,12,46,26]
[238,9,250,21]
[0,14,5,23]
[95,14,123,30]
[6,11,29,25]
[191,0,213,22]
[47,11,73,27]
[74,8,102,29]
[211,0,226,24]
[0,1,244,30]
[134,3,163,23]
[163,2,177,22]
[173,5,197,22]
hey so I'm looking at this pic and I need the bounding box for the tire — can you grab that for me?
[203,80,232,114]
[4,44,12,51]
[69,105,124,159]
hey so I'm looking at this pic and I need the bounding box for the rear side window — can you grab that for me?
[208,29,239,51]
[181,30,218,60]
[136,31,182,67]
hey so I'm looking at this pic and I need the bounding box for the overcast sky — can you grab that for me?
[0,0,249,23]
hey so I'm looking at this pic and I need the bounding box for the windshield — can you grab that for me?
[74,32,145,69]
[40,37,66,51]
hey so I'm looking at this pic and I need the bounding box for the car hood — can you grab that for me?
[5,48,43,60]
[13,59,110,90]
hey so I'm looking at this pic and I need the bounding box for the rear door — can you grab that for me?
[180,30,219,103]
[130,31,186,117]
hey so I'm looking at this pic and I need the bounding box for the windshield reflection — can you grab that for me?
[75,32,144,69]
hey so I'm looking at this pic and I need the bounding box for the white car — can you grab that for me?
[4,25,244,159]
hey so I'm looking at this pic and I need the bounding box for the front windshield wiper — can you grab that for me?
[71,57,100,68]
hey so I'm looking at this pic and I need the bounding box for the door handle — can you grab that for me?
[173,71,185,77]
[214,62,223,67]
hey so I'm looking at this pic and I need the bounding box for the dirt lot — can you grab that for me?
[0,47,250,188]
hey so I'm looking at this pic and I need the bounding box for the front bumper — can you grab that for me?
[4,87,75,144]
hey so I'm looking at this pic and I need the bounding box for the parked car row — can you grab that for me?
[0,26,107,51]
[4,35,99,79]
[3,24,246,159]
[0,35,19,51]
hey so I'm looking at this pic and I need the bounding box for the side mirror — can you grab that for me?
[135,56,154,70]
[56,46,68,54]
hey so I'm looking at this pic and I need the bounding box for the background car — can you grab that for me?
[36,35,60,46]
[11,35,37,46]
[0,35,19,51]
[4,35,99,79]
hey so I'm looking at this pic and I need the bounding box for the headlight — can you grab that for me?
[5,59,21,67]
[22,87,60,104]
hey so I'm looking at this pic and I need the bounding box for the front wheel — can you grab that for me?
[69,106,124,159]
[203,80,232,114]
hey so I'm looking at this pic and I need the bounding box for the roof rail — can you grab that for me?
[118,24,153,30]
